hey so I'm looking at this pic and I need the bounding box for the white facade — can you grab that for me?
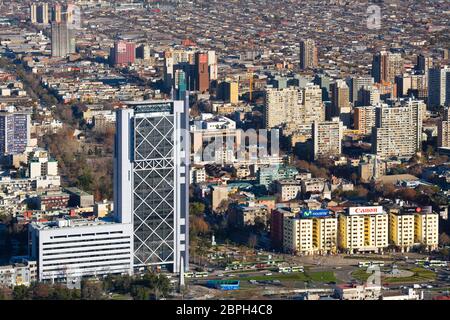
[29,219,133,281]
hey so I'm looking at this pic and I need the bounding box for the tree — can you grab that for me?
[13,285,29,300]
[81,280,103,300]
[0,286,12,300]
[439,233,450,246]
[247,234,258,249]
[31,283,51,300]
[190,202,206,217]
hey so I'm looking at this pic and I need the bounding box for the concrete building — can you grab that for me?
[312,118,343,160]
[114,100,189,272]
[28,149,58,179]
[335,284,381,300]
[265,87,300,128]
[283,209,337,255]
[228,203,269,228]
[271,207,297,250]
[51,21,76,58]
[428,66,450,109]
[372,51,403,84]
[29,218,133,281]
[389,209,415,252]
[219,81,239,104]
[0,259,37,287]
[358,154,386,183]
[351,76,374,105]
[372,100,423,158]
[338,206,388,254]
[357,85,380,107]
[300,39,318,70]
[354,106,376,136]
[275,179,302,202]
[195,52,210,93]
[414,209,439,251]
[110,41,136,66]
[0,110,31,156]
[65,187,94,208]
[330,80,351,125]
[31,3,49,25]
[438,108,450,148]
[212,184,229,212]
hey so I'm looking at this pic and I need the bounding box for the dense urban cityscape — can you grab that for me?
[0,0,449,304]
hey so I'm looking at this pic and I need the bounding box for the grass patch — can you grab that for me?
[344,256,393,261]
[384,267,436,284]
[351,268,371,282]
[237,271,336,283]
[306,271,336,282]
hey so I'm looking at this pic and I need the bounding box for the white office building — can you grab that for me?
[29,218,133,281]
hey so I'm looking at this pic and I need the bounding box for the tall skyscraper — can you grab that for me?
[428,66,450,109]
[30,4,37,24]
[114,100,189,272]
[111,41,136,66]
[0,110,31,155]
[195,52,210,93]
[51,21,76,57]
[300,39,318,70]
[330,80,351,125]
[372,51,403,84]
[35,3,49,25]
[174,69,187,101]
[372,100,424,158]
[52,3,62,23]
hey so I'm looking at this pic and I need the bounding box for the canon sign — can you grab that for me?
[348,206,384,215]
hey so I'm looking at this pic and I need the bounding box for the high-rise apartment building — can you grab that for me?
[357,85,380,106]
[301,84,325,124]
[264,87,300,128]
[428,66,450,109]
[416,54,433,75]
[0,110,31,156]
[330,80,351,125]
[351,76,374,105]
[30,4,37,24]
[372,51,403,84]
[219,81,239,104]
[114,100,189,272]
[111,41,136,66]
[372,100,424,158]
[283,209,337,255]
[33,3,49,25]
[354,106,376,136]
[300,39,318,70]
[52,3,62,23]
[51,21,76,57]
[414,210,439,251]
[312,118,343,160]
[389,209,415,253]
[338,207,388,254]
[438,108,450,148]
